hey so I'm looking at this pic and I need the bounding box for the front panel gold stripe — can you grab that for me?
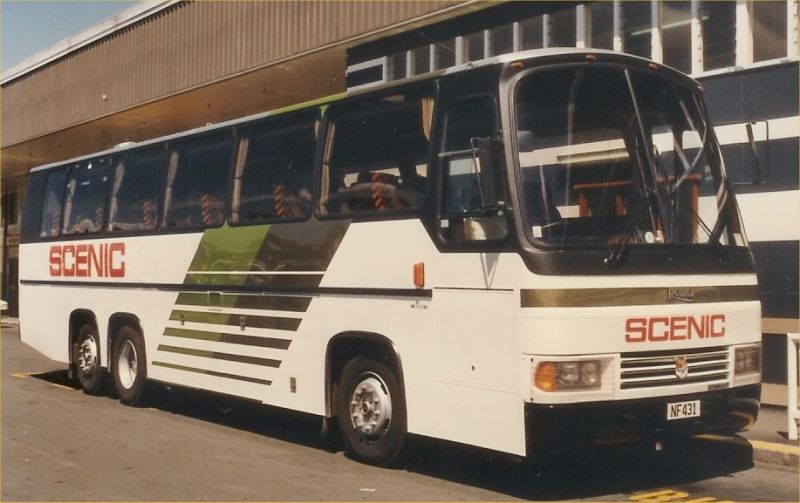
[520,285,759,308]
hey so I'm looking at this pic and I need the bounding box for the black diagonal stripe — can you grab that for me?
[153,361,271,385]
[169,310,301,331]
[163,327,291,350]
[157,344,281,368]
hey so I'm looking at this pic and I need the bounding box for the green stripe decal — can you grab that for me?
[163,327,291,350]
[153,361,271,385]
[157,344,281,368]
[169,310,301,331]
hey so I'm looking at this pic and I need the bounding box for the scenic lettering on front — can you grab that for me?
[625,314,725,343]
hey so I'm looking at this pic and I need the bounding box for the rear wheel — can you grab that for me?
[75,324,104,395]
[112,326,147,406]
[337,357,406,466]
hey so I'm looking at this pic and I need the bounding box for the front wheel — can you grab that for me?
[75,324,104,395]
[112,326,148,406]
[337,357,406,466]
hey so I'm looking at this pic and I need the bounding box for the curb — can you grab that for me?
[750,439,800,469]
[698,434,799,469]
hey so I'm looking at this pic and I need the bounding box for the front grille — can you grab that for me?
[620,347,729,390]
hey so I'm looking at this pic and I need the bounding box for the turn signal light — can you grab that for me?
[534,362,557,391]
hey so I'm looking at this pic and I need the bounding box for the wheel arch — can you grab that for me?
[324,331,405,418]
[107,312,144,369]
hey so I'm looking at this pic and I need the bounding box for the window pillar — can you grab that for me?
[790,0,799,58]
[577,4,588,48]
[651,0,663,62]
[613,0,623,51]
[691,0,704,74]
[543,14,551,47]
[736,0,754,66]
[512,21,523,52]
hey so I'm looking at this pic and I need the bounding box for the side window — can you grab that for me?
[62,159,112,235]
[440,96,507,242]
[319,89,433,216]
[232,112,317,224]
[109,147,166,232]
[164,133,234,229]
[39,170,67,238]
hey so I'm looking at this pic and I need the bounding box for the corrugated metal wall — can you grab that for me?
[1,1,462,148]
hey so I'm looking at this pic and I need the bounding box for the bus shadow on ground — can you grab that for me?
[400,435,754,500]
[31,372,754,499]
[31,369,81,389]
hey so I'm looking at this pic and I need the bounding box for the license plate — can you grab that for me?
[667,400,701,420]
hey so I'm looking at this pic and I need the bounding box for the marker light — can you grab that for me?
[413,262,425,288]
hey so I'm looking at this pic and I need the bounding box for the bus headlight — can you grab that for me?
[535,360,603,391]
[735,344,761,376]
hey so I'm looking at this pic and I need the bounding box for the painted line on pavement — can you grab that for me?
[697,433,799,455]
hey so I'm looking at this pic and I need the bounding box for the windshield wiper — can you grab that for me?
[669,185,731,262]
[605,193,651,266]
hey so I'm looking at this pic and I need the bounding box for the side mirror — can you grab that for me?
[472,137,506,211]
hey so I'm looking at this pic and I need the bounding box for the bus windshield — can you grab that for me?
[514,64,745,256]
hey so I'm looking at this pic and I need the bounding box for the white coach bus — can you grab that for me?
[19,49,762,466]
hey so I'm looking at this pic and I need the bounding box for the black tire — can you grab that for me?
[337,357,406,466]
[112,326,148,406]
[75,324,104,395]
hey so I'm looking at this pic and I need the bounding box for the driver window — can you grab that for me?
[440,96,507,241]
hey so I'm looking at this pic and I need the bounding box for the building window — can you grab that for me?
[753,1,788,62]
[623,1,652,58]
[662,1,692,73]
[413,45,431,75]
[588,2,614,50]
[490,23,514,56]
[389,52,407,80]
[550,6,577,47]
[521,15,544,50]
[701,1,736,70]
[434,38,456,69]
[466,31,485,61]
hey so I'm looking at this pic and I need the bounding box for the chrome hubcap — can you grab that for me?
[77,337,98,375]
[349,372,392,442]
[117,340,137,390]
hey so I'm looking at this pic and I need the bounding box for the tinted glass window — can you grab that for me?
[623,1,652,58]
[234,112,317,224]
[662,1,692,74]
[165,133,233,229]
[753,1,787,62]
[589,3,614,50]
[701,1,736,71]
[440,95,507,241]
[62,159,112,235]
[320,89,433,216]
[40,170,67,238]
[109,148,166,232]
[550,7,576,47]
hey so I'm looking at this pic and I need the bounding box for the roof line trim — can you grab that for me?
[1,0,180,85]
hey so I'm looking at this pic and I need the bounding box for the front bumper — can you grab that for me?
[525,384,760,456]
